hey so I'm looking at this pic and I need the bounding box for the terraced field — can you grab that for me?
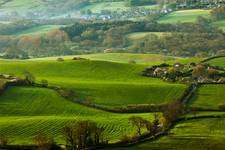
[158,9,211,23]
[207,57,225,68]
[0,86,155,144]
[107,118,225,150]
[0,59,187,108]
[189,84,225,109]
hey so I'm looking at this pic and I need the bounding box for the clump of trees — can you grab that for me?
[126,0,157,6]
[63,120,106,150]
[162,102,184,127]
[211,6,225,21]
[0,135,9,146]
[24,71,35,85]
[128,113,163,140]
[33,134,56,150]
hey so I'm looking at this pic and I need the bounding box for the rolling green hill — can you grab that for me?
[31,53,204,65]
[0,59,187,108]
[0,86,154,144]
[157,9,211,23]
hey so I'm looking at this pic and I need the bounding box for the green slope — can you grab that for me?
[207,57,225,68]
[31,53,204,65]
[189,84,225,109]
[0,59,187,108]
[106,118,225,150]
[158,9,211,23]
[0,86,154,144]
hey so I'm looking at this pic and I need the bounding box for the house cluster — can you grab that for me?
[80,7,173,21]
[143,62,225,83]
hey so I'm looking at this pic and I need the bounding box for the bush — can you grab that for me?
[33,134,55,150]
[41,79,48,87]
[57,58,64,62]
[0,135,9,146]
[128,60,136,64]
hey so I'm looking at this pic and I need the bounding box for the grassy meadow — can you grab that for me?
[0,86,156,144]
[207,57,225,68]
[212,20,225,31]
[0,58,187,108]
[189,84,225,109]
[31,53,204,65]
[14,25,65,37]
[157,9,211,23]
[106,118,225,150]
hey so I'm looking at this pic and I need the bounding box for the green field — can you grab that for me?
[107,118,225,150]
[31,53,204,66]
[189,84,225,109]
[207,57,225,68]
[127,32,170,40]
[212,20,225,30]
[81,2,158,13]
[0,86,156,144]
[0,0,45,13]
[158,9,211,23]
[0,59,187,108]
[14,25,65,36]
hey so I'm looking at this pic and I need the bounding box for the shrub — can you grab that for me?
[0,135,9,146]
[41,79,48,87]
[57,57,64,62]
[33,134,55,150]
[128,60,136,64]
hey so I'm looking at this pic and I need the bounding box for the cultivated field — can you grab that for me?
[207,57,225,68]
[107,118,225,150]
[157,9,211,23]
[0,86,155,144]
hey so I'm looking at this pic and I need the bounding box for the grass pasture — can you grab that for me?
[189,84,225,109]
[207,57,225,68]
[158,9,210,23]
[0,59,187,108]
[107,118,225,150]
[212,20,225,31]
[0,86,155,144]
[127,32,170,40]
[31,53,204,65]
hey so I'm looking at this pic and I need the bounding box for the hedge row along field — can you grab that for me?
[0,59,187,108]
[189,84,225,110]
[107,118,225,150]
[0,86,155,144]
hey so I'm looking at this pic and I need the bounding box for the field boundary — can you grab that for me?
[201,55,225,63]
